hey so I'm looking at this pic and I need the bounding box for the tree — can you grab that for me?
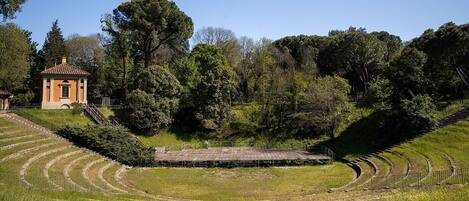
[235,36,256,102]
[290,76,351,138]
[366,78,393,111]
[133,65,181,100]
[101,14,132,97]
[389,47,427,99]
[370,31,402,61]
[119,65,181,133]
[190,44,236,131]
[24,29,44,103]
[43,20,67,67]
[399,94,438,134]
[320,31,387,95]
[193,27,241,67]
[65,34,105,98]
[0,0,26,21]
[0,23,30,91]
[112,0,193,69]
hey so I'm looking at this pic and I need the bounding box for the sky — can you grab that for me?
[8,0,469,48]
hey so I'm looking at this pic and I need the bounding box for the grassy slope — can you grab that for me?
[327,99,469,160]
[0,118,148,201]
[378,185,469,201]
[126,163,353,201]
[13,109,94,131]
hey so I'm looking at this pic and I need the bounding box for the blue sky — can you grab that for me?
[9,0,469,48]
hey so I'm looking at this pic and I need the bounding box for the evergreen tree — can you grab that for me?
[42,20,66,67]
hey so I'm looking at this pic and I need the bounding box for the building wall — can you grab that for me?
[52,79,77,102]
[41,77,87,109]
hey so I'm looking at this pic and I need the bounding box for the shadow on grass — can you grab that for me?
[323,106,469,160]
[321,111,409,159]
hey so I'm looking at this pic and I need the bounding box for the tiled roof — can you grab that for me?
[40,64,90,76]
[0,90,12,97]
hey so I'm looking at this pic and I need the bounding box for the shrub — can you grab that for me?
[70,102,83,115]
[10,92,34,106]
[399,94,438,134]
[366,78,393,111]
[57,125,154,166]
[119,90,179,134]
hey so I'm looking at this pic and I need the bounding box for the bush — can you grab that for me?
[366,78,393,111]
[70,103,83,115]
[399,94,438,134]
[10,92,34,106]
[57,125,154,166]
[118,90,179,134]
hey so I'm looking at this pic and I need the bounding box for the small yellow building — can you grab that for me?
[0,90,12,111]
[40,57,90,109]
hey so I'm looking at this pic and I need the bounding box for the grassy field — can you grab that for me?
[377,185,469,201]
[126,163,353,201]
[13,109,94,131]
[0,118,152,201]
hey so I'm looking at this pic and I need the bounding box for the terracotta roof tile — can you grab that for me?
[40,64,90,76]
[0,90,12,96]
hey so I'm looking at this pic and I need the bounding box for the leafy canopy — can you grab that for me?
[0,23,30,91]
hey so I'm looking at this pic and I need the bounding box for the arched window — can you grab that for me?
[61,80,70,98]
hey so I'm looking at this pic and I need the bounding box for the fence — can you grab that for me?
[361,167,469,190]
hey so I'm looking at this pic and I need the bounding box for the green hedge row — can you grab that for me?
[57,125,154,167]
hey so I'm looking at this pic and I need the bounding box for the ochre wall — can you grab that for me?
[52,79,78,102]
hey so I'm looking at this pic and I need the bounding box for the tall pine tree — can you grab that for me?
[42,20,66,68]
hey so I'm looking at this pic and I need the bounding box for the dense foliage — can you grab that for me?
[3,0,468,145]
[0,0,26,20]
[42,20,67,67]
[0,23,30,91]
[119,65,181,133]
[57,125,154,166]
[112,0,193,69]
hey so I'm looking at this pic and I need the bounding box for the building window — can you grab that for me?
[61,80,70,98]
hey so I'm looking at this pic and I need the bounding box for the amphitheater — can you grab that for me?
[0,109,469,201]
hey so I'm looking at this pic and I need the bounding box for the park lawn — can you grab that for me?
[377,185,469,201]
[137,130,204,150]
[13,108,94,131]
[126,162,353,201]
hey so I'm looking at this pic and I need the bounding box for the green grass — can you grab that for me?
[13,109,94,131]
[126,162,354,201]
[137,129,204,150]
[97,107,114,119]
[0,117,153,201]
[378,185,469,201]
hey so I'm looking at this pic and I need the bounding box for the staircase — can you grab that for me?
[82,104,116,126]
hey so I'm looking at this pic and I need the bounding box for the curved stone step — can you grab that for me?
[0,134,36,143]
[381,151,410,188]
[438,150,457,184]
[346,159,377,191]
[44,150,83,190]
[114,166,181,201]
[0,138,51,151]
[20,146,72,187]
[98,161,128,194]
[63,153,94,192]
[332,162,360,191]
[367,155,393,189]
[389,147,428,188]
[0,142,61,163]
[361,156,390,190]
[82,158,108,193]
[0,130,26,137]
[406,148,432,187]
